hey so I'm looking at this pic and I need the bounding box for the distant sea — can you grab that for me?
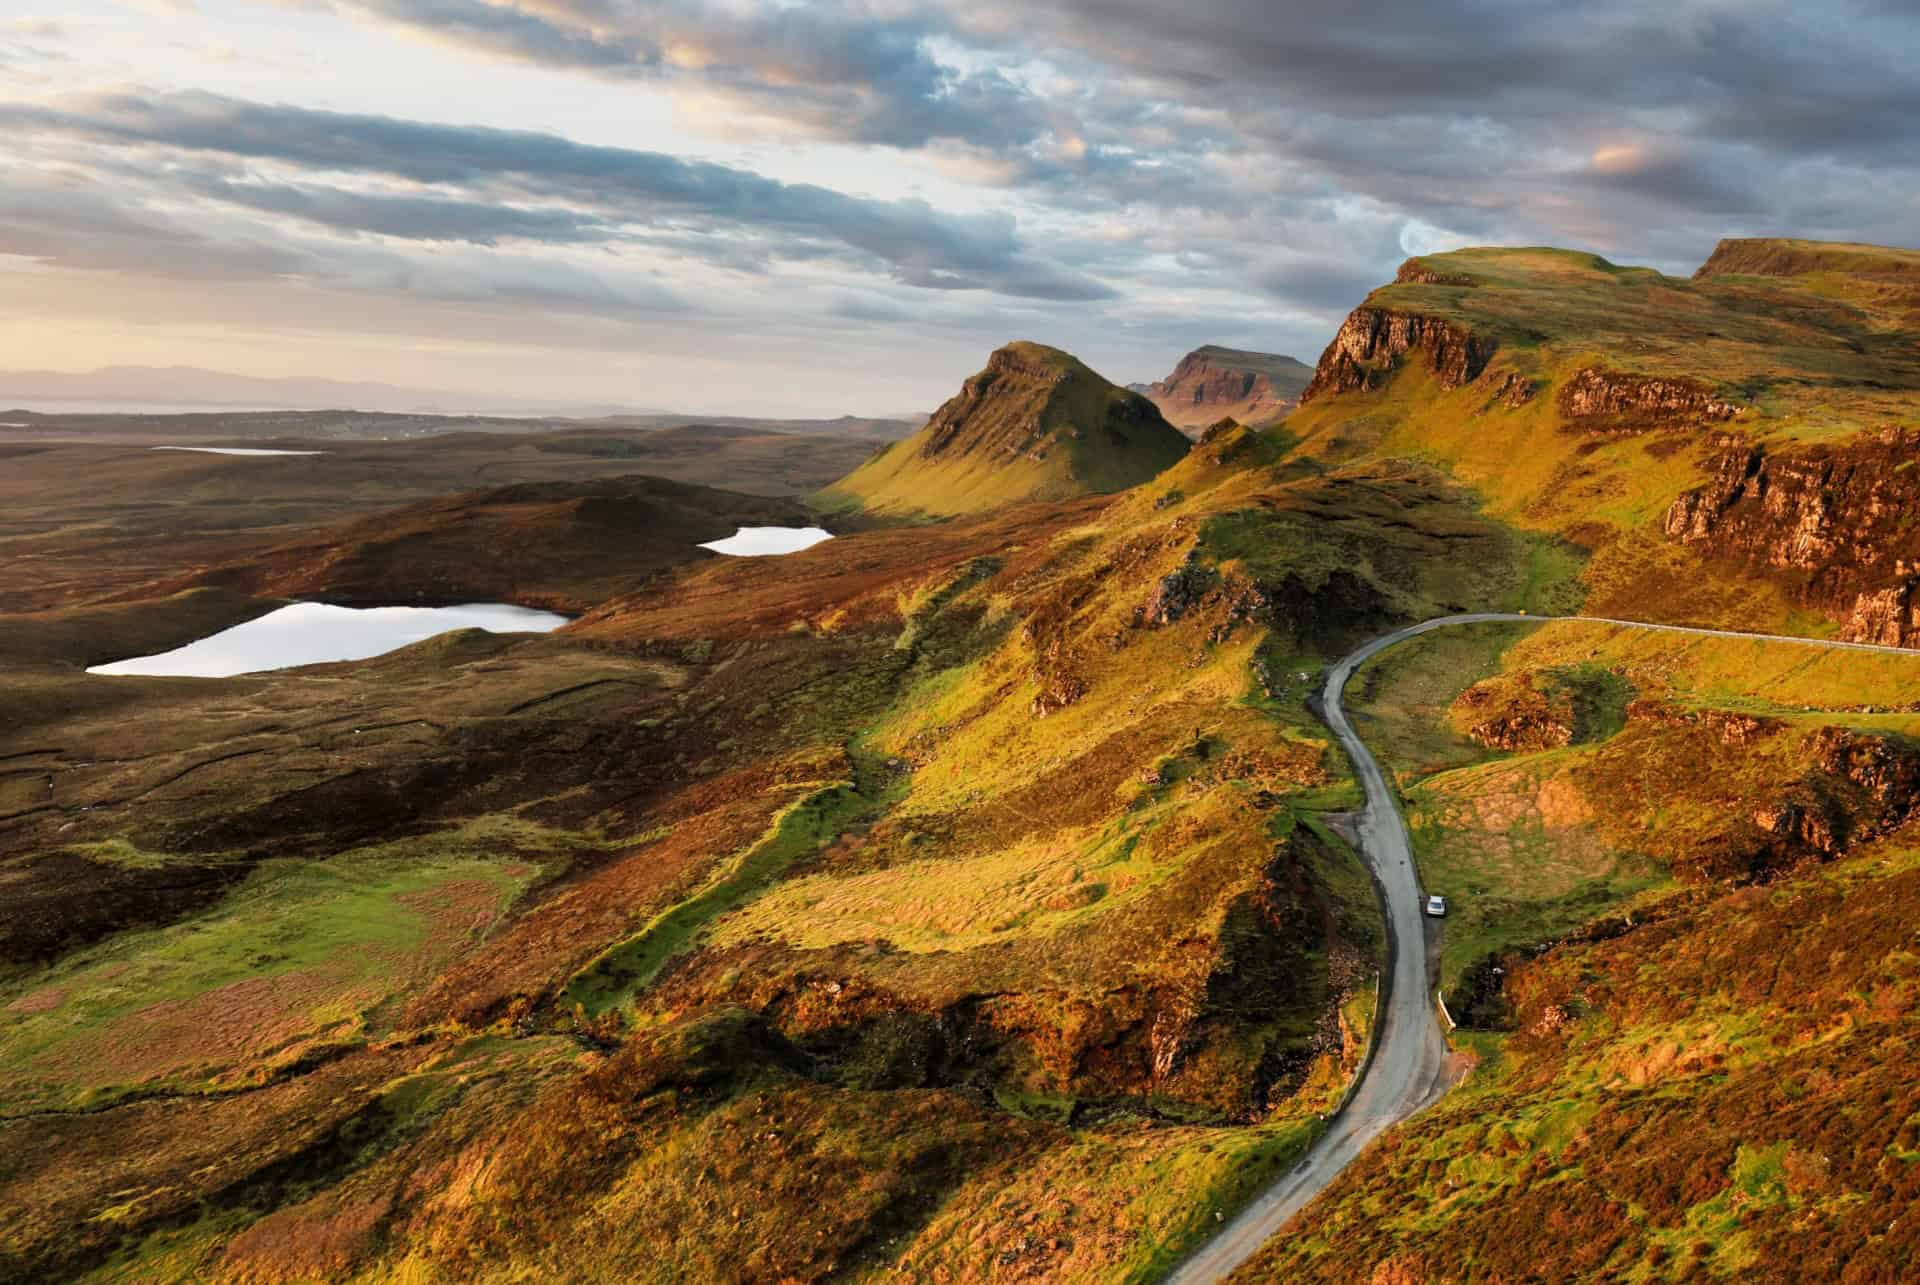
[0,398,295,416]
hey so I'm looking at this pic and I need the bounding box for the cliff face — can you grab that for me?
[827,341,1189,516]
[1664,430,1920,644]
[1557,366,1742,431]
[1143,346,1312,431]
[1299,307,1496,404]
[1394,257,1475,287]
[918,343,1076,461]
[913,342,1179,466]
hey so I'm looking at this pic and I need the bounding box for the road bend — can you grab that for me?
[1166,612,1920,1283]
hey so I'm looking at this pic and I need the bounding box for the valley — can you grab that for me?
[3,236,1919,1283]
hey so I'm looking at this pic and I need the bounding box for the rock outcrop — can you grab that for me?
[1300,307,1496,403]
[1135,562,1209,629]
[1664,431,1920,644]
[1456,676,1575,752]
[826,341,1189,517]
[1752,727,1920,862]
[1143,345,1312,432]
[1394,257,1476,287]
[1556,366,1741,431]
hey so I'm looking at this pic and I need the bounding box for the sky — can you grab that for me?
[3,1,1917,416]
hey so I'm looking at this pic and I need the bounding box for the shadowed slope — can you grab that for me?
[159,475,817,613]
[823,341,1189,517]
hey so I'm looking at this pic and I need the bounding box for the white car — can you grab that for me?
[1424,894,1448,918]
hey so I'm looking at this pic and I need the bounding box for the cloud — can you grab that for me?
[340,0,1054,150]
[1252,260,1393,312]
[7,0,1918,414]
[178,174,620,245]
[0,89,1114,300]
[344,0,1920,278]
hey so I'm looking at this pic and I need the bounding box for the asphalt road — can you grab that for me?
[1165,611,1920,1283]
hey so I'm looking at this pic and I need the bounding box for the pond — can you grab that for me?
[699,526,834,556]
[151,447,327,457]
[87,602,569,678]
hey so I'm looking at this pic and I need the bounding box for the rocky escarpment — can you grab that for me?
[921,344,1089,461]
[828,341,1189,516]
[1299,307,1496,403]
[1664,430,1920,644]
[1556,366,1742,432]
[1394,257,1476,287]
[1749,726,1920,866]
[1143,346,1312,432]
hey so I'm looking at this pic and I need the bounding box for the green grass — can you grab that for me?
[1350,621,1540,781]
[1505,534,1589,615]
[1542,663,1634,744]
[1409,805,1669,995]
[1114,1117,1323,1284]
[562,756,893,1015]
[0,830,541,1110]
[825,341,1189,517]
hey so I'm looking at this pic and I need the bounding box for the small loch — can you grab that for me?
[151,447,328,457]
[87,602,568,678]
[699,526,834,556]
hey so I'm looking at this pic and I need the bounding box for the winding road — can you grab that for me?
[1168,611,1920,1283]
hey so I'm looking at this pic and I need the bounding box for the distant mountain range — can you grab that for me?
[0,365,657,418]
[0,366,925,438]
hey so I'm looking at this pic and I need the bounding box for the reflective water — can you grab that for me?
[88,602,568,677]
[151,446,327,457]
[698,526,834,556]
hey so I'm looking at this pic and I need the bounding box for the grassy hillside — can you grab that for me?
[1285,239,1920,640]
[822,341,1190,517]
[166,474,818,614]
[0,428,876,613]
[0,402,1581,1281]
[1210,248,1920,1275]
[7,237,1920,1282]
[1224,604,1920,1279]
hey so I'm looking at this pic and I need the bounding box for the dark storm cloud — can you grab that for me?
[964,0,1920,197]
[0,90,1114,300]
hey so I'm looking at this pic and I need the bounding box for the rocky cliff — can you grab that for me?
[826,341,1189,516]
[1557,366,1742,431]
[1664,429,1920,644]
[1144,345,1312,432]
[1394,257,1476,287]
[1299,307,1496,403]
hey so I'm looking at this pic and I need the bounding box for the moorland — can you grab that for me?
[3,237,1919,1283]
